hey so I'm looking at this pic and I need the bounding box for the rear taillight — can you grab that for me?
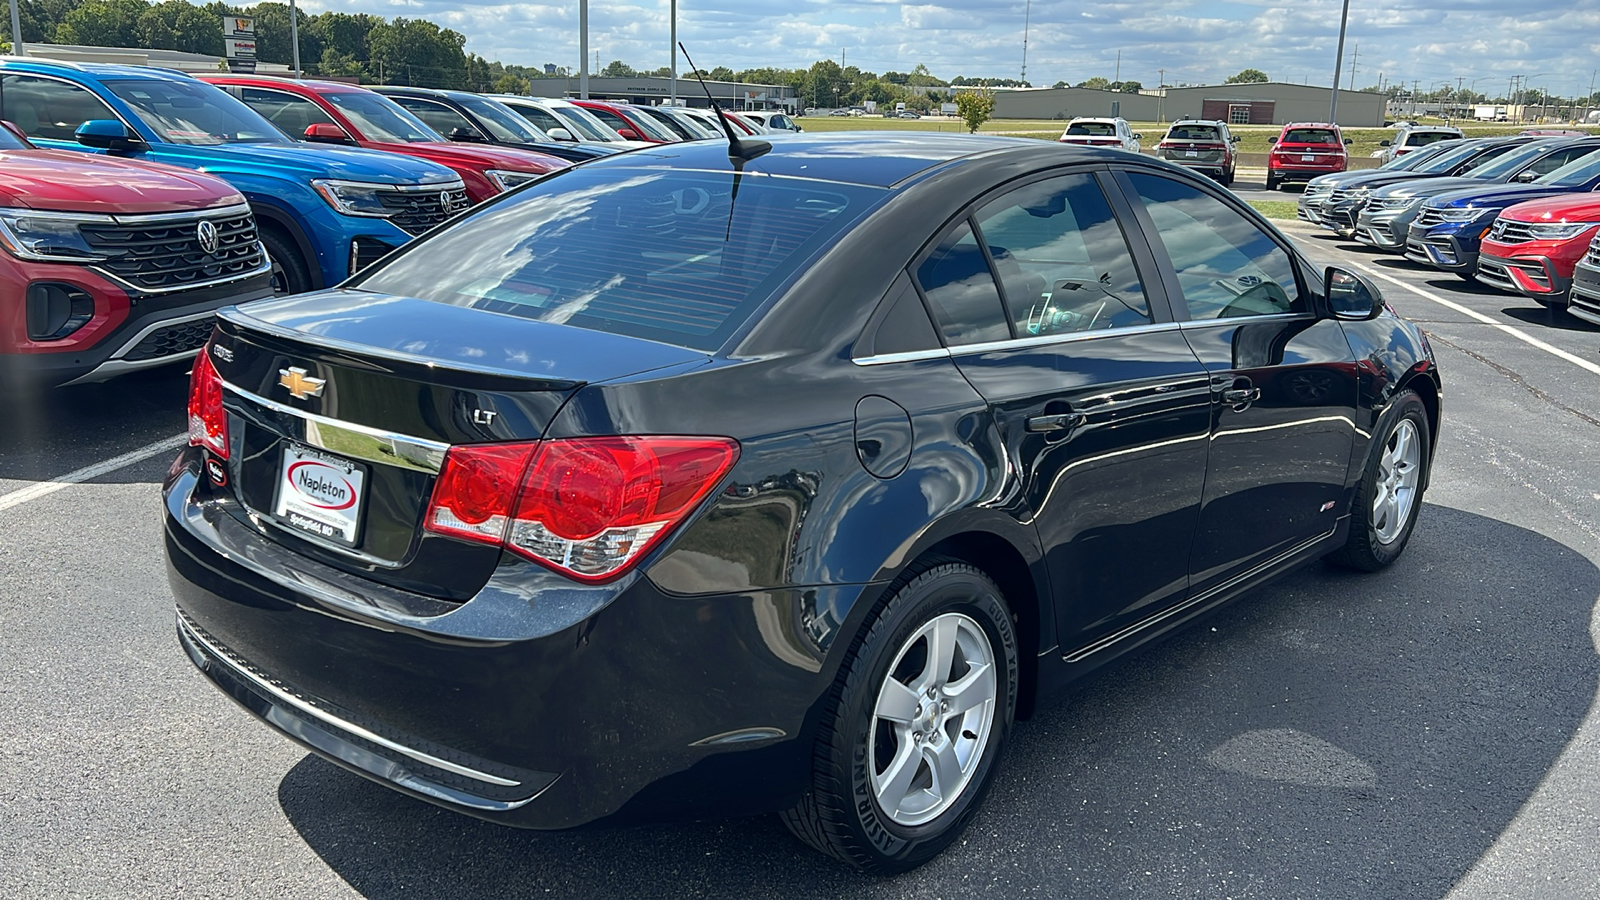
[187,348,229,459]
[424,436,739,582]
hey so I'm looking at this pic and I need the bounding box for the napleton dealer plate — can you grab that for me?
[273,443,366,546]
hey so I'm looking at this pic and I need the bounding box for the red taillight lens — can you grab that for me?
[424,436,739,582]
[187,348,229,459]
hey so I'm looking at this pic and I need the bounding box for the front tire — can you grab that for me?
[260,227,312,296]
[1329,390,1430,571]
[781,561,1018,873]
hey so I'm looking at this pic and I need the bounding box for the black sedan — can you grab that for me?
[165,133,1441,873]
[371,85,619,163]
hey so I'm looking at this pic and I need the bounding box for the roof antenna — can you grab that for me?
[679,43,770,165]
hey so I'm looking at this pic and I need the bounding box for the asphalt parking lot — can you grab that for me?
[5,216,1600,899]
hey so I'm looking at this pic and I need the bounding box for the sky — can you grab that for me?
[309,0,1600,97]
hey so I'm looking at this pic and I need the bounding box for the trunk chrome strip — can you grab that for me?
[221,381,449,474]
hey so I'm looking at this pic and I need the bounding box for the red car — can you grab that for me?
[571,100,682,143]
[201,76,566,204]
[1266,123,1350,191]
[0,122,271,386]
[1476,194,1600,306]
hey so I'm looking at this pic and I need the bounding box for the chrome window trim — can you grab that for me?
[852,320,1186,366]
[221,380,450,474]
[1176,312,1309,330]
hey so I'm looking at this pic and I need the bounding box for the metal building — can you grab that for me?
[524,76,799,111]
[995,82,1385,126]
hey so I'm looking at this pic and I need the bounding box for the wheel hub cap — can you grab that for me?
[1373,418,1421,544]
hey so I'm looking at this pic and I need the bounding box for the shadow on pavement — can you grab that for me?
[277,505,1599,899]
[0,363,189,484]
[1503,305,1600,332]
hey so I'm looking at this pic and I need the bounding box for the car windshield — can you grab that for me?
[322,91,439,143]
[610,106,678,141]
[1536,149,1600,187]
[356,167,883,351]
[1284,128,1338,144]
[1414,142,1488,173]
[106,79,286,145]
[666,110,722,139]
[1068,122,1116,136]
[454,94,547,143]
[1464,142,1557,179]
[550,105,619,141]
[0,125,27,149]
[1167,125,1220,141]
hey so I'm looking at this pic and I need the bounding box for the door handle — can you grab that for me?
[1221,387,1261,405]
[1025,411,1085,433]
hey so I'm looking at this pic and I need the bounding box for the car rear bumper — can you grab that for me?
[162,455,855,829]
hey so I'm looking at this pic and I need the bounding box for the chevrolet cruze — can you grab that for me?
[166,132,1442,873]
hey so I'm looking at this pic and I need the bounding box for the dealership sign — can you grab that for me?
[221,16,256,73]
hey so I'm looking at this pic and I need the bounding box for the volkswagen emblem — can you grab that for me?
[439,190,452,210]
[197,219,219,255]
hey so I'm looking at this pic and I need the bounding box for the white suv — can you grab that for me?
[746,111,803,133]
[1057,116,1141,153]
[1379,125,1464,164]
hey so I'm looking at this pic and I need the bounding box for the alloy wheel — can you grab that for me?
[1373,418,1421,544]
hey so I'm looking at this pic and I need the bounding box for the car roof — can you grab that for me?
[1171,119,1225,127]
[1283,122,1338,129]
[1,60,197,82]
[583,131,1128,189]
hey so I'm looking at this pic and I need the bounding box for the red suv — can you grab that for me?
[571,100,682,143]
[202,76,566,204]
[1476,194,1600,307]
[0,123,270,386]
[1267,123,1350,190]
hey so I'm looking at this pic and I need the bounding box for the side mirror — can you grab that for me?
[616,127,642,141]
[1132,132,1142,140]
[1,120,32,145]
[1269,135,1278,144]
[1515,170,1540,183]
[1325,266,1384,320]
[75,119,143,152]
[546,126,576,142]
[1344,138,1353,145]
[447,126,485,143]
[1379,139,1392,147]
[303,122,355,145]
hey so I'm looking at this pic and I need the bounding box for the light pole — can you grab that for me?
[1327,0,1351,124]
[289,0,301,78]
[579,0,589,99]
[669,0,676,106]
[8,0,23,57]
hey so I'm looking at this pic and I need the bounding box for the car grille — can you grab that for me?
[1413,209,1447,228]
[1302,184,1333,200]
[80,207,263,293]
[1488,218,1534,244]
[1586,235,1600,267]
[378,186,471,235]
[1328,188,1366,204]
[121,317,214,362]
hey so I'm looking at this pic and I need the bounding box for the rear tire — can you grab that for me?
[780,561,1018,873]
[1329,389,1430,572]
[260,227,312,296]
[1265,174,1280,191]
[1455,270,1480,284]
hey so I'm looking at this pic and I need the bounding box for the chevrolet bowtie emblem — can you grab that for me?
[278,366,326,400]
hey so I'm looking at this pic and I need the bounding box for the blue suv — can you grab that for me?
[1407,146,1600,281]
[0,60,469,294]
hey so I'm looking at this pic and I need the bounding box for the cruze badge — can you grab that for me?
[278,366,326,400]
[197,219,219,255]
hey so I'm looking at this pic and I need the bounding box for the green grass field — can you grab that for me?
[795,117,1571,162]
[1246,200,1299,221]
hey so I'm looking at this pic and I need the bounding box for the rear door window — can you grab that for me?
[356,168,883,351]
[388,96,480,139]
[237,87,335,139]
[0,74,119,142]
[915,221,1011,345]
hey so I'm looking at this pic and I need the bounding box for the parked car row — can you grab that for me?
[0,57,806,387]
[1299,133,1600,316]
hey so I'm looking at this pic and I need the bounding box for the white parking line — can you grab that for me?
[0,433,186,513]
[1351,263,1600,378]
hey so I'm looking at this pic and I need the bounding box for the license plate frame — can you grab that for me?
[1302,154,1317,162]
[273,443,368,547]
[1185,150,1198,158]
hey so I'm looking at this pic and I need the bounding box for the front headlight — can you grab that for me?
[311,180,395,218]
[1378,197,1421,210]
[1528,221,1600,241]
[1435,208,1483,223]
[0,207,109,262]
[484,169,542,192]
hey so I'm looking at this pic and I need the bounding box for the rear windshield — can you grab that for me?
[1404,131,1461,147]
[1166,124,1220,141]
[355,168,883,351]
[1068,122,1116,136]
[1284,128,1338,144]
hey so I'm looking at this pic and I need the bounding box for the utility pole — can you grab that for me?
[1585,69,1597,125]
[1114,50,1120,85]
[1157,68,1164,122]
[1328,0,1350,124]
[579,0,588,99]
[288,0,301,78]
[669,0,676,105]
[8,0,23,56]
[1021,0,1031,84]
[1348,43,1358,91]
